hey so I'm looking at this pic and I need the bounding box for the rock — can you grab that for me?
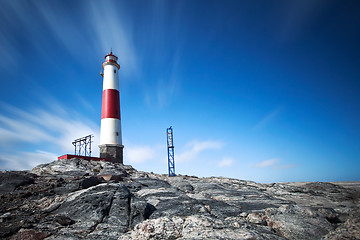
[31,158,132,178]
[264,205,335,240]
[0,158,359,239]
[0,171,36,194]
[130,198,157,227]
[120,216,182,240]
[167,176,194,192]
[98,173,125,181]
[53,183,127,232]
[323,207,360,239]
[81,176,103,189]
[9,229,48,240]
[54,215,75,226]
[181,215,262,240]
[246,212,266,225]
[0,223,22,239]
[0,212,11,222]
[121,215,274,240]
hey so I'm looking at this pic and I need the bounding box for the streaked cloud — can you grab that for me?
[253,158,296,170]
[0,99,100,170]
[255,158,280,168]
[125,145,158,164]
[0,1,180,111]
[0,150,58,171]
[76,94,96,113]
[0,1,139,77]
[177,140,224,162]
[125,139,225,166]
[254,107,283,131]
[217,157,235,167]
[154,48,182,108]
[86,1,139,77]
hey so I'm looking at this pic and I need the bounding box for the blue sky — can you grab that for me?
[0,0,359,183]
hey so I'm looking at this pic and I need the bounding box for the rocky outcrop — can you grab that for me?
[0,158,359,239]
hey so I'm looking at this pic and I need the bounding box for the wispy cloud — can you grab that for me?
[255,158,280,168]
[0,1,43,68]
[253,158,296,170]
[137,1,184,109]
[177,140,224,162]
[125,145,158,164]
[0,1,139,76]
[154,48,182,108]
[0,99,100,170]
[0,150,58,171]
[32,1,90,61]
[217,157,235,167]
[86,1,138,78]
[0,1,181,112]
[254,107,283,131]
[125,139,224,166]
[76,93,96,113]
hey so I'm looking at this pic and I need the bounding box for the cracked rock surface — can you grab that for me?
[0,158,359,239]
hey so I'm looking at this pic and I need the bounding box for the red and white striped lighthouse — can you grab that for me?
[99,51,124,163]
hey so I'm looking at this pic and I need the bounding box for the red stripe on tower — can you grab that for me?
[101,89,120,119]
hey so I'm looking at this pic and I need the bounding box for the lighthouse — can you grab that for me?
[99,51,124,163]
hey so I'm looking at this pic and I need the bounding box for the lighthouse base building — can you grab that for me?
[99,145,124,163]
[99,51,124,164]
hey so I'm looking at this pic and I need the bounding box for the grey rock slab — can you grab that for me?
[166,176,194,192]
[121,215,286,240]
[54,183,125,231]
[265,182,360,210]
[265,204,335,240]
[0,171,36,194]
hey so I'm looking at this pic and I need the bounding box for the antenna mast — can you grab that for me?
[167,126,175,176]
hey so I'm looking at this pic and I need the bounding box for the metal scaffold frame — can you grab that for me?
[167,126,175,177]
[72,134,93,157]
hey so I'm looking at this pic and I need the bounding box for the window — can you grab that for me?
[114,70,116,73]
[116,132,119,136]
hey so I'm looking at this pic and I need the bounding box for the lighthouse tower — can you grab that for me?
[99,51,124,163]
